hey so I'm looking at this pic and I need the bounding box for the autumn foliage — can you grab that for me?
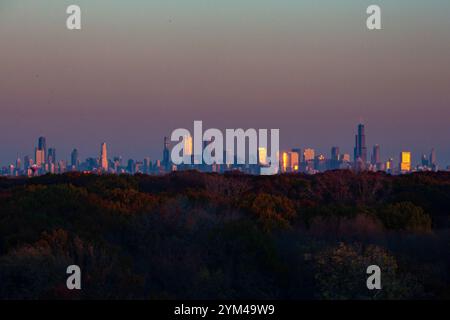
[0,170,449,299]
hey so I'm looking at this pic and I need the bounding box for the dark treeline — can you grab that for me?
[0,170,449,299]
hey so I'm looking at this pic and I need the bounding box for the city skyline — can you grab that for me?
[1,122,445,176]
[0,120,446,167]
[1,1,450,166]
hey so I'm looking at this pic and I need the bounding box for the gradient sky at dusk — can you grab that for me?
[1,0,449,165]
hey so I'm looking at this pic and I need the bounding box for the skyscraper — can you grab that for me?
[430,148,437,169]
[184,135,193,157]
[24,155,32,170]
[341,154,351,162]
[371,144,381,165]
[35,148,45,167]
[35,136,47,165]
[71,149,79,169]
[38,136,46,155]
[281,151,289,173]
[314,154,327,172]
[331,147,340,162]
[127,159,135,174]
[303,148,315,162]
[258,147,268,166]
[143,157,152,174]
[100,143,108,171]
[163,136,170,170]
[290,151,299,172]
[354,123,367,164]
[292,148,302,157]
[421,154,429,167]
[47,148,56,164]
[15,156,21,171]
[399,151,412,173]
[329,146,340,170]
[386,158,394,174]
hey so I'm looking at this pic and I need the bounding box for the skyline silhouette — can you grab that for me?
[1,1,449,164]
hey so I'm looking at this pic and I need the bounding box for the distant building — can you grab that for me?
[258,147,268,166]
[354,123,367,165]
[430,148,437,170]
[281,152,289,173]
[134,161,143,174]
[290,150,300,172]
[386,158,394,174]
[100,143,108,172]
[371,144,381,165]
[71,149,79,169]
[314,154,327,172]
[34,136,47,167]
[303,148,315,162]
[23,155,32,170]
[421,153,429,167]
[143,157,151,174]
[35,148,45,167]
[57,160,66,174]
[48,148,56,164]
[341,153,351,162]
[399,152,412,173]
[127,159,135,174]
[184,135,193,157]
[85,157,98,170]
[331,147,340,162]
[15,157,21,171]
[280,150,300,173]
[163,136,170,170]
[38,136,47,159]
[330,146,340,170]
[292,148,301,157]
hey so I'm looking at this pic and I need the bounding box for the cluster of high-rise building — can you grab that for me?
[8,136,70,177]
[278,123,440,175]
[0,124,445,177]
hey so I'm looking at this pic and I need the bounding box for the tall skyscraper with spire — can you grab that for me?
[354,123,367,164]
[100,143,108,172]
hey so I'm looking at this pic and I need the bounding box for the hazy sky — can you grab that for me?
[1,0,449,165]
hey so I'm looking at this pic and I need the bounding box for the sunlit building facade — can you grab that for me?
[303,148,315,162]
[35,148,45,167]
[258,147,268,166]
[290,151,299,172]
[399,151,411,173]
[100,142,108,172]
